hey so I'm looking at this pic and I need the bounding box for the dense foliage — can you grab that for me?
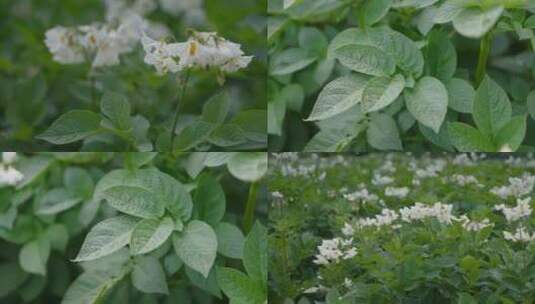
[268,0,535,152]
[269,153,535,303]
[0,152,267,303]
[0,0,266,151]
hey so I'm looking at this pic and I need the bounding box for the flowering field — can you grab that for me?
[269,153,535,303]
[0,0,266,151]
[0,152,267,303]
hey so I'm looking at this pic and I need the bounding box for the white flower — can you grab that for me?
[399,202,454,224]
[105,0,157,22]
[384,187,409,199]
[44,26,85,64]
[2,152,17,165]
[343,278,353,288]
[503,226,535,242]
[454,215,493,232]
[494,197,532,222]
[142,31,252,74]
[0,166,24,187]
[344,188,378,203]
[341,223,354,236]
[372,173,393,186]
[491,174,535,199]
[45,16,145,68]
[313,237,357,265]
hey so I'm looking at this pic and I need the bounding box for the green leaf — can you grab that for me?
[494,116,527,152]
[216,267,266,304]
[419,122,454,151]
[434,0,463,24]
[334,44,396,76]
[361,74,405,113]
[243,222,267,283]
[405,76,448,133]
[124,152,158,169]
[473,75,512,135]
[269,48,317,76]
[209,124,246,147]
[43,224,69,252]
[15,156,54,189]
[0,262,28,298]
[36,188,82,215]
[102,186,164,219]
[173,120,216,151]
[62,272,118,304]
[95,168,192,221]
[64,167,94,199]
[202,91,230,125]
[453,6,504,38]
[306,74,370,121]
[446,78,475,113]
[298,27,328,55]
[130,217,174,255]
[37,110,102,144]
[194,174,226,226]
[448,122,495,152]
[392,0,438,9]
[73,215,139,262]
[100,92,132,131]
[227,152,267,182]
[527,90,535,120]
[186,266,221,298]
[366,27,424,77]
[131,256,169,295]
[173,220,217,278]
[215,222,245,259]
[366,113,403,151]
[362,0,392,25]
[425,30,457,82]
[457,292,478,304]
[268,94,286,136]
[19,238,50,275]
[231,110,267,143]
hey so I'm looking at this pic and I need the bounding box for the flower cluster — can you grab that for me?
[399,202,454,224]
[357,208,399,228]
[494,197,532,222]
[141,31,252,75]
[503,226,535,242]
[0,152,24,187]
[490,174,535,199]
[455,215,493,232]
[313,237,357,265]
[45,15,144,67]
[343,188,378,203]
[448,174,483,187]
[384,186,409,199]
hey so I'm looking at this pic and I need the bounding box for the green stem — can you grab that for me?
[358,3,366,30]
[90,75,97,110]
[170,70,191,151]
[243,181,259,233]
[475,32,492,87]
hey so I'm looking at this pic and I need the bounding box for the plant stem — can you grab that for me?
[475,32,492,87]
[170,69,191,151]
[89,74,97,110]
[243,181,259,233]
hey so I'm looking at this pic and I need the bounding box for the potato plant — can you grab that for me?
[0,152,267,303]
[269,153,535,303]
[268,0,535,152]
[0,0,266,151]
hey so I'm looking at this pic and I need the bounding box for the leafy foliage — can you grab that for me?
[268,0,535,152]
[0,152,267,303]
